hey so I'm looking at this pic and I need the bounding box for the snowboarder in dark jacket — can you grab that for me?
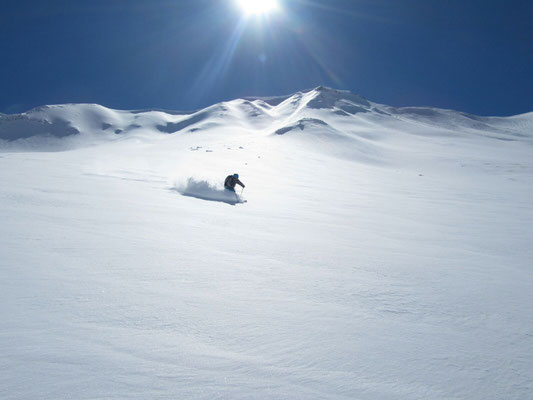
[224,173,245,191]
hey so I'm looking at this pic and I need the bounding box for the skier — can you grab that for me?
[224,173,245,192]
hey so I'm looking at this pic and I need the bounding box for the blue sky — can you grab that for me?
[1,0,532,116]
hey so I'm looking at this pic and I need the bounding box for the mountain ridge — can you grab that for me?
[1,87,531,146]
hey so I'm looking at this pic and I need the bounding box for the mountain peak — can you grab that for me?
[302,86,371,114]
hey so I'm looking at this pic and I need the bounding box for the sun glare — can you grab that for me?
[237,0,279,15]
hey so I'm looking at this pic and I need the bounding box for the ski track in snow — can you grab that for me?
[0,87,532,400]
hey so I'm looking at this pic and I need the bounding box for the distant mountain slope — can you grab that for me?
[1,87,531,149]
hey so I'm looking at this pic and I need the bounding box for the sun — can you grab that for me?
[237,0,279,15]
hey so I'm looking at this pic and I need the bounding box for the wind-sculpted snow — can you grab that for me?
[234,100,270,118]
[157,111,211,133]
[0,114,79,140]
[274,118,329,135]
[0,103,205,146]
[306,86,371,113]
[374,105,533,142]
[173,178,245,205]
[1,87,532,152]
[244,94,293,106]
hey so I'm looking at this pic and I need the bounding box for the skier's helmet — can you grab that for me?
[233,173,239,178]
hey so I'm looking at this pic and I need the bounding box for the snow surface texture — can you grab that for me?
[1,87,532,399]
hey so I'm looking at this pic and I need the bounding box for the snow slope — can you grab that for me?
[1,87,532,399]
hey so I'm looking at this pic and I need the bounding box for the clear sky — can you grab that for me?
[1,0,532,116]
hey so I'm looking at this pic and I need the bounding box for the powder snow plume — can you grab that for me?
[173,177,244,205]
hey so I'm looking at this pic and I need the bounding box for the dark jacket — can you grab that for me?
[224,175,244,190]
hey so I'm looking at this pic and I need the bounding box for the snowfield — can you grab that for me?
[1,87,532,399]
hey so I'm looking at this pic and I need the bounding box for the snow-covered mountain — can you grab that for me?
[1,87,532,399]
[2,86,531,148]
